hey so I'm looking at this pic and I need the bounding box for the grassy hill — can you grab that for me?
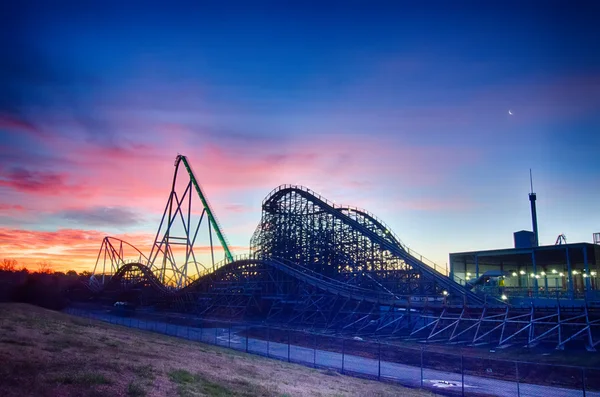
[0,303,435,397]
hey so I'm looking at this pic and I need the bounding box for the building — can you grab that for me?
[449,242,600,301]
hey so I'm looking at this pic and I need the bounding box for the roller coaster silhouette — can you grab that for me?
[88,155,600,349]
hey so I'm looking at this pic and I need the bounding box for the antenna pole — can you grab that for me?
[529,168,533,194]
[528,169,539,247]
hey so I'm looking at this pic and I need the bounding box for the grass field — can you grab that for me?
[0,303,437,397]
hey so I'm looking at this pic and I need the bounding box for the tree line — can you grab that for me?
[0,258,92,277]
[0,258,93,310]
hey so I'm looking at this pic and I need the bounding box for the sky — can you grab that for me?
[1,1,599,273]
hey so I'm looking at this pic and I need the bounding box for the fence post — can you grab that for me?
[287,329,291,362]
[246,325,249,353]
[378,342,381,380]
[342,338,345,374]
[582,367,587,397]
[461,355,465,397]
[420,347,424,387]
[515,361,520,397]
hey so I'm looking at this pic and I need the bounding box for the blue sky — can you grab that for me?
[0,1,598,271]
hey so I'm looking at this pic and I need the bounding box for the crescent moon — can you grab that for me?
[508,110,513,115]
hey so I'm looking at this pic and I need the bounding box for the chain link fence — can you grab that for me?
[63,307,599,397]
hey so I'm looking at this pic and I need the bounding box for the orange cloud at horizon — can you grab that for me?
[0,227,248,275]
[0,228,154,272]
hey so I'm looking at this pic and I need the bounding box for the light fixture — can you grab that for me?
[559,272,564,277]
[592,272,597,276]
[520,270,526,275]
[541,271,546,276]
[467,272,472,277]
[512,272,517,277]
[583,274,589,278]
[442,290,448,296]
[551,269,557,274]
[535,275,540,279]
[573,270,579,275]
[501,294,508,300]
[530,273,535,277]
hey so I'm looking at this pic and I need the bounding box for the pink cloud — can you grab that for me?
[0,168,77,195]
[1,120,480,226]
[0,204,25,212]
[0,93,487,274]
[0,114,40,136]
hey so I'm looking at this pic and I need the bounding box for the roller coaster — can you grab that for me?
[88,155,600,350]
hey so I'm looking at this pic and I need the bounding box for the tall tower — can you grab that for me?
[529,169,539,247]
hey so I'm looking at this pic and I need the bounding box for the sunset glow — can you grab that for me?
[1,2,599,273]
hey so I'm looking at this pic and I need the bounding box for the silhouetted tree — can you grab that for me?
[0,259,87,307]
[0,259,17,271]
[36,261,53,274]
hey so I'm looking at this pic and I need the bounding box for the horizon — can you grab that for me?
[1,1,599,273]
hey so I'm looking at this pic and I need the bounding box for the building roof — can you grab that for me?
[450,242,599,267]
[451,242,596,257]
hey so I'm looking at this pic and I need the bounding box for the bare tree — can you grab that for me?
[37,261,54,274]
[0,258,17,271]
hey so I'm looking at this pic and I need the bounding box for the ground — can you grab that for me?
[0,303,437,397]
